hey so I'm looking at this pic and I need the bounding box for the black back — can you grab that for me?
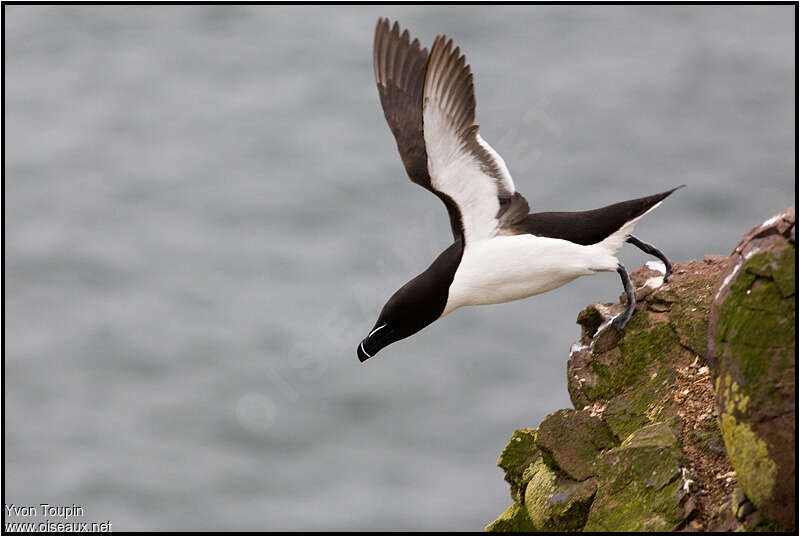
[516,187,683,246]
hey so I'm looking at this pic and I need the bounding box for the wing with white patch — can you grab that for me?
[422,34,529,244]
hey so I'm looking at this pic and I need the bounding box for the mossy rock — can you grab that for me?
[523,459,597,531]
[489,210,794,532]
[535,409,617,481]
[584,421,688,532]
[601,368,676,441]
[602,394,648,441]
[484,503,536,532]
[496,428,541,503]
[579,313,681,404]
[709,215,795,531]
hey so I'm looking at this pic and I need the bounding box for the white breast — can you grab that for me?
[442,234,620,316]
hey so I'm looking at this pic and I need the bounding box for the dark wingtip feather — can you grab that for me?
[425,32,478,135]
[372,17,437,206]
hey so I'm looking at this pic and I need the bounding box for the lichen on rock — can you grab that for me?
[716,378,776,508]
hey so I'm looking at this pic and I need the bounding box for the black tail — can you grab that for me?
[520,185,685,246]
[625,185,685,220]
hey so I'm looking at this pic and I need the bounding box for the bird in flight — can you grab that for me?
[358,18,681,362]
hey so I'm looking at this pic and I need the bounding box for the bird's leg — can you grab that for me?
[611,263,636,331]
[626,235,673,280]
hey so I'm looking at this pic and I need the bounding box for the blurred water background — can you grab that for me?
[4,5,795,531]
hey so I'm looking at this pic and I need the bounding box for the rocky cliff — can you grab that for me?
[486,208,795,533]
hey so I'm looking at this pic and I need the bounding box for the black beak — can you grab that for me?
[357,323,393,362]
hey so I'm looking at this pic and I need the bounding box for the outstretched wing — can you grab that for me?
[422,34,529,244]
[373,18,462,240]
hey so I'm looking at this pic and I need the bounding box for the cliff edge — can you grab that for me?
[486,208,795,533]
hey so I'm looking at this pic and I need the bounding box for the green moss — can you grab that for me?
[593,355,676,442]
[485,503,536,532]
[616,320,679,379]
[603,395,648,441]
[602,371,675,441]
[738,275,784,314]
[523,460,597,531]
[717,269,794,350]
[720,305,793,349]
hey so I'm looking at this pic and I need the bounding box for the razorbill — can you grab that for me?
[358,18,682,362]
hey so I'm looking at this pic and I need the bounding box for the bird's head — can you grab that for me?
[358,278,440,362]
[357,241,463,362]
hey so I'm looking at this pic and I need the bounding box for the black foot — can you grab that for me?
[612,263,636,330]
[627,235,673,281]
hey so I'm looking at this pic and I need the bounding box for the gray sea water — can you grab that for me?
[4,5,795,531]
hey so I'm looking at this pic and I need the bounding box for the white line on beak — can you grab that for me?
[368,323,388,338]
